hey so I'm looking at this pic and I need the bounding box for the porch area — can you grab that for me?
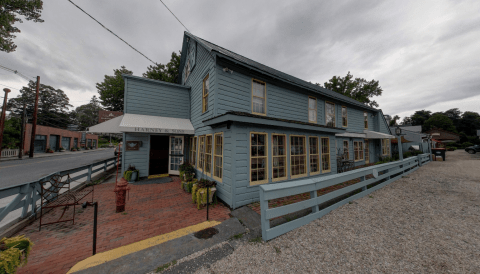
[12,176,230,274]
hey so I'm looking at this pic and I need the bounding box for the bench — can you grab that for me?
[38,174,94,231]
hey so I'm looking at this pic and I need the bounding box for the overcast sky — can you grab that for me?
[1,0,479,120]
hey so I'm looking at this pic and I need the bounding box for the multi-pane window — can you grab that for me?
[252,80,266,115]
[290,136,306,178]
[213,133,223,181]
[326,102,335,127]
[203,74,209,113]
[364,112,368,129]
[198,136,205,171]
[205,135,213,175]
[321,137,331,172]
[250,133,268,185]
[190,136,197,165]
[382,139,390,155]
[309,137,320,175]
[342,106,348,127]
[365,139,370,163]
[343,140,349,160]
[272,134,287,181]
[354,141,364,161]
[308,97,317,123]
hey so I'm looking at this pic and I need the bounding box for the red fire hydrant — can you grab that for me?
[114,178,130,213]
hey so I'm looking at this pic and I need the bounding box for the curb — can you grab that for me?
[0,148,112,162]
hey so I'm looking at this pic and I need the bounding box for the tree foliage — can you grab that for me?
[96,66,132,111]
[72,96,103,131]
[389,115,400,126]
[0,116,21,148]
[410,110,432,126]
[143,51,181,83]
[0,0,44,53]
[458,111,480,136]
[423,113,456,132]
[7,80,73,128]
[322,71,383,108]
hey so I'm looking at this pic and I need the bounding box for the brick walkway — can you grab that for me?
[14,177,231,274]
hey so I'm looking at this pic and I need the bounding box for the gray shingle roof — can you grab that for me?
[186,32,378,112]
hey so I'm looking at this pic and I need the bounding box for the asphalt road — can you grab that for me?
[0,149,116,189]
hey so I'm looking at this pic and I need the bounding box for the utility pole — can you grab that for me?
[0,88,12,160]
[19,102,27,159]
[29,76,40,158]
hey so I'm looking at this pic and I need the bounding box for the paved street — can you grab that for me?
[0,149,115,189]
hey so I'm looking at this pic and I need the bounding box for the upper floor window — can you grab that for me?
[250,132,268,185]
[308,97,317,123]
[309,136,320,175]
[364,112,368,129]
[354,141,364,161]
[272,134,287,181]
[291,135,307,179]
[252,79,266,115]
[213,133,223,181]
[203,74,209,113]
[321,137,331,173]
[326,102,335,127]
[342,106,348,127]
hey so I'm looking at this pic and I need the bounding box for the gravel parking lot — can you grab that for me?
[196,150,480,273]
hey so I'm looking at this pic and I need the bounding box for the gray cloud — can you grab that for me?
[0,0,478,119]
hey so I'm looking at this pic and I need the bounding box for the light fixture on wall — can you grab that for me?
[223,67,233,74]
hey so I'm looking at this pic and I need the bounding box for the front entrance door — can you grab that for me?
[49,135,59,151]
[168,136,184,175]
[149,135,169,176]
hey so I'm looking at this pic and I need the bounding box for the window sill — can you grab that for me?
[212,176,223,183]
[272,177,288,183]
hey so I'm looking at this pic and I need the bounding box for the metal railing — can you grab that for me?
[259,153,431,241]
[1,149,22,158]
[0,156,117,229]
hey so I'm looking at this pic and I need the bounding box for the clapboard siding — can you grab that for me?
[124,77,190,119]
[231,123,338,208]
[123,133,150,177]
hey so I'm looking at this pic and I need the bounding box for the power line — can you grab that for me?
[67,0,157,65]
[0,64,35,81]
[0,83,22,91]
[158,0,191,33]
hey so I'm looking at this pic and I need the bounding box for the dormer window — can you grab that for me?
[325,102,335,127]
[252,79,266,115]
[308,97,317,123]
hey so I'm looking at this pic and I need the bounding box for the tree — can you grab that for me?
[7,80,73,128]
[73,96,103,131]
[0,0,44,53]
[0,116,21,148]
[458,111,480,136]
[322,71,383,108]
[389,115,400,126]
[401,116,413,125]
[143,51,181,83]
[411,110,432,127]
[444,108,462,129]
[96,66,132,111]
[423,113,456,132]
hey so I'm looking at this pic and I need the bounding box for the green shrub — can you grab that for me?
[0,235,34,274]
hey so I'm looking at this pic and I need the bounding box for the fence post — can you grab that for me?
[104,160,107,172]
[310,188,318,213]
[21,183,33,218]
[360,175,366,191]
[259,187,270,241]
[87,164,93,182]
[32,182,40,216]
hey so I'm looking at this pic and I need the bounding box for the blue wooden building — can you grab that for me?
[120,32,394,209]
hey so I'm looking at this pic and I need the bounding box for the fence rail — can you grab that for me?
[259,153,431,241]
[1,149,22,158]
[0,157,117,229]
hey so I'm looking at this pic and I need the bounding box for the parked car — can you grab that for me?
[465,144,480,154]
[114,142,123,156]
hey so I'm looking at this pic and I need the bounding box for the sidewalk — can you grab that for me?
[0,148,111,162]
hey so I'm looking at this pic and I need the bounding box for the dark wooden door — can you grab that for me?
[149,135,169,176]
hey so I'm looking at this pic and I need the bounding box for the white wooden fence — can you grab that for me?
[1,149,22,158]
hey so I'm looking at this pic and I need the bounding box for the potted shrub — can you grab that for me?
[194,179,217,209]
[0,235,34,274]
[59,146,66,152]
[45,147,54,153]
[123,164,139,183]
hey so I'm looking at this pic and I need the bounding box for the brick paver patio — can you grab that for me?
[13,177,230,274]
